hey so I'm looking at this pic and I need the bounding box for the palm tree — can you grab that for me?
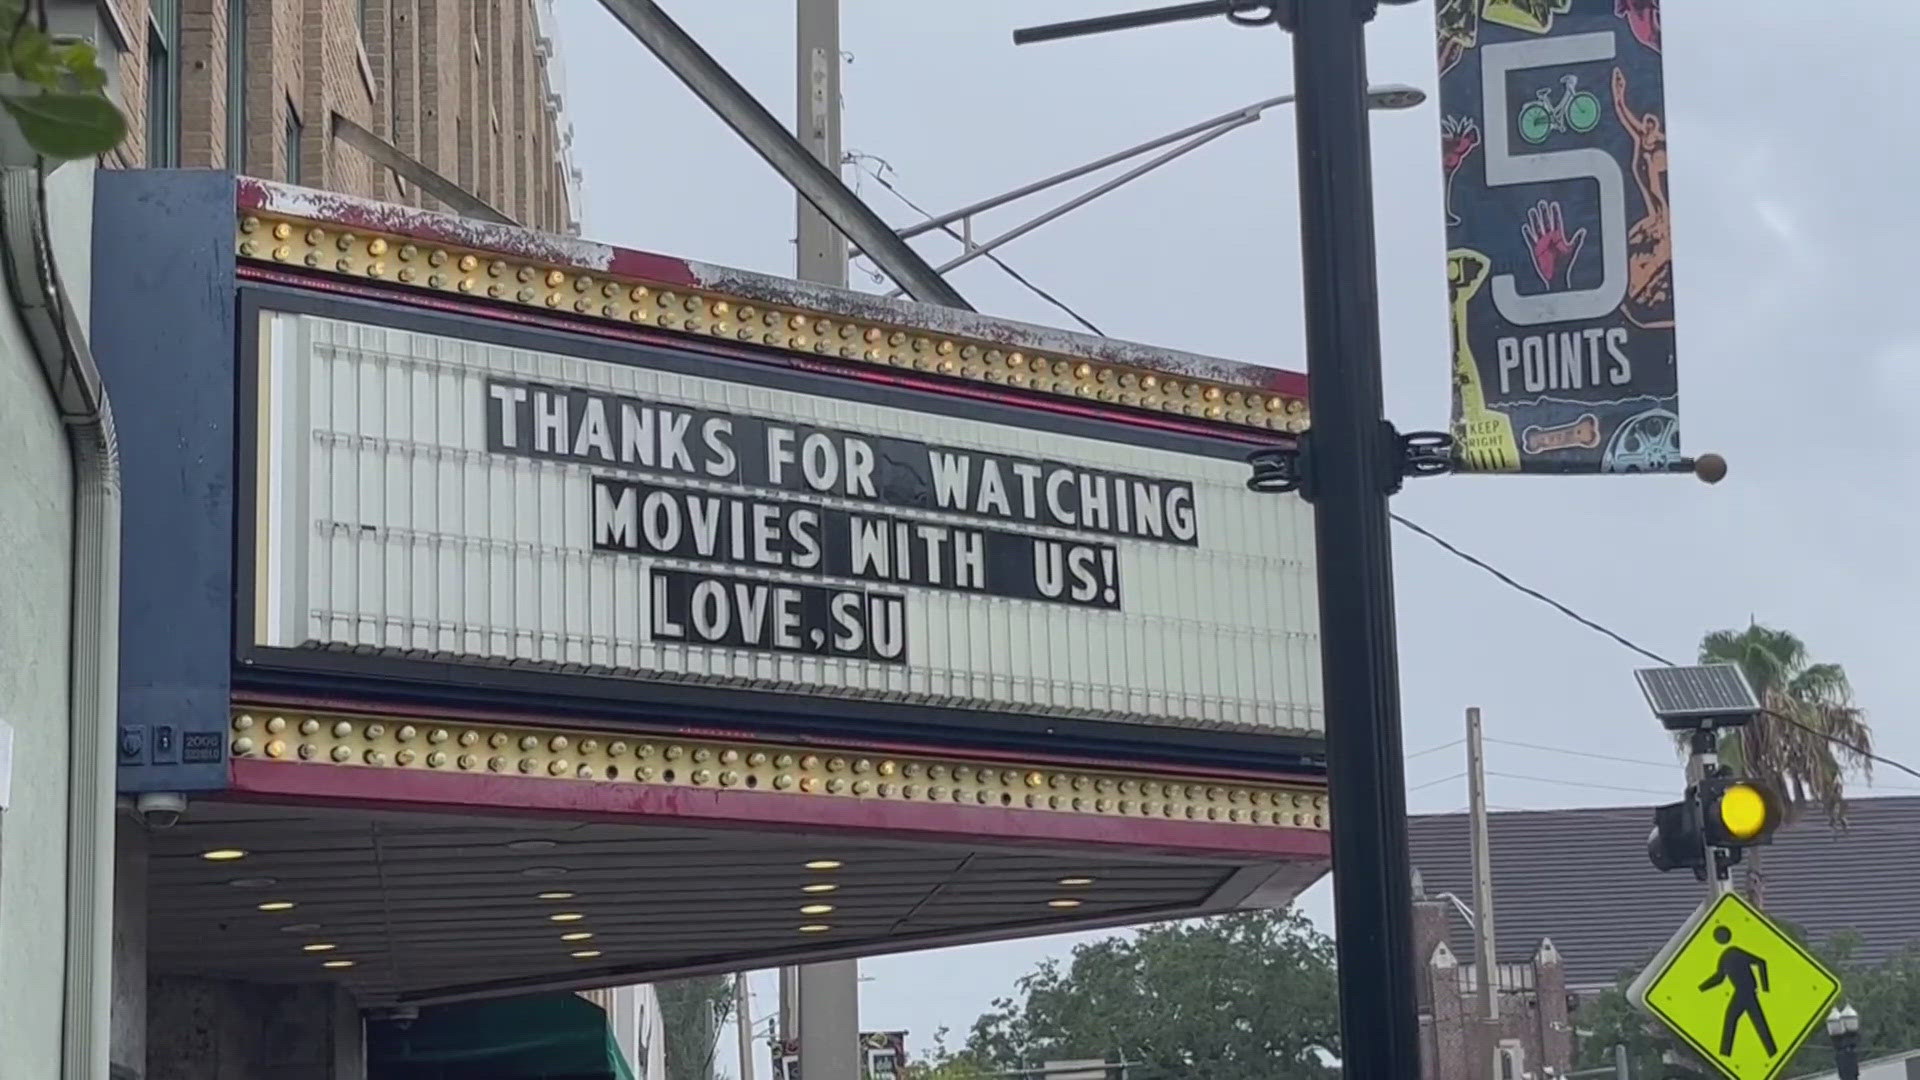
[1691,622,1874,902]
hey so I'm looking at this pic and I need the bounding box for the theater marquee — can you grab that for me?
[247,300,1319,736]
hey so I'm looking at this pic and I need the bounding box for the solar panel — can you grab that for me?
[1634,664,1759,724]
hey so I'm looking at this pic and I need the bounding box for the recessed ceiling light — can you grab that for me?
[257,901,297,912]
[227,877,278,889]
[797,924,832,934]
[302,943,338,953]
[804,860,843,871]
[201,849,248,862]
[322,960,355,970]
[520,866,569,879]
[536,891,576,901]
[1057,877,1095,887]
[799,904,836,916]
[280,923,322,933]
[506,839,559,852]
[571,950,603,959]
[550,912,585,922]
[561,932,595,942]
[801,883,838,894]
[1047,898,1083,909]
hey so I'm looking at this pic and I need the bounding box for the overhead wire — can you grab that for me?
[1408,771,1465,793]
[1392,513,1920,783]
[847,153,1108,336]
[1405,737,1463,761]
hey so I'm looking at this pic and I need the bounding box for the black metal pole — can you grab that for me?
[1289,0,1421,1076]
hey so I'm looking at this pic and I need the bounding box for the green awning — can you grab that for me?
[368,991,637,1080]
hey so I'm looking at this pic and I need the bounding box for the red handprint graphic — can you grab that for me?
[1441,116,1482,227]
[1522,200,1587,290]
[1616,0,1661,53]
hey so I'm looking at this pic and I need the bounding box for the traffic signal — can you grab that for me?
[1647,798,1703,873]
[1646,775,1783,874]
[1698,775,1783,848]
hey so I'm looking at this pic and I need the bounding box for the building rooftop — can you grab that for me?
[1407,794,1920,992]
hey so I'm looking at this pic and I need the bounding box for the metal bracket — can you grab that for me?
[1246,424,1454,502]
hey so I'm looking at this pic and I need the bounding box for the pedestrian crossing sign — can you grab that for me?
[1629,891,1842,1080]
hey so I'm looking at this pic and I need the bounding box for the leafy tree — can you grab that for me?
[904,1029,993,1080]
[656,975,736,1080]
[0,0,127,159]
[960,910,1339,1080]
[1693,623,1873,903]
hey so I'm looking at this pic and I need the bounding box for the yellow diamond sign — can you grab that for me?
[1629,892,1841,1080]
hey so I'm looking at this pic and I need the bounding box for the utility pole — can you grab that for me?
[785,3,861,1079]
[1016,3,1434,1074]
[736,973,756,1080]
[1467,707,1499,1078]
[795,0,848,288]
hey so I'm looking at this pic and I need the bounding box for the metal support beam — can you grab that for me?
[330,113,515,226]
[883,115,1254,296]
[594,0,971,309]
[894,83,1422,242]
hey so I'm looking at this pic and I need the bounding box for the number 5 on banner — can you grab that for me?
[1480,32,1628,325]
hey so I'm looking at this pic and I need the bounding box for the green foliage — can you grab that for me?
[656,975,736,1080]
[1575,928,1920,1078]
[0,0,127,159]
[903,1028,994,1079]
[1695,623,1872,906]
[957,910,1340,1080]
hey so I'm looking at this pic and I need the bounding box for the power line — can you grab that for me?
[1393,513,1920,783]
[1408,770,1464,793]
[847,154,1107,336]
[1405,738,1463,761]
[1485,770,1674,798]
[1484,736,1674,771]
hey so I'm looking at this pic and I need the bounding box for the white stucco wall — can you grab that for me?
[0,227,75,1080]
[0,153,95,1080]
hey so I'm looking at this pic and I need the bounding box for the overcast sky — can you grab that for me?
[554,1,1920,1069]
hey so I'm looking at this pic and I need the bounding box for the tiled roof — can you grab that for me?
[1407,794,1920,992]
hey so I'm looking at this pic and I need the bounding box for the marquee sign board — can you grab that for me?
[246,297,1321,737]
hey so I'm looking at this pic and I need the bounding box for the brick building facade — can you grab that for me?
[1414,888,1575,1080]
[90,0,577,233]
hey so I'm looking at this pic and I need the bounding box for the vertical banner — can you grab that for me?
[1436,0,1678,473]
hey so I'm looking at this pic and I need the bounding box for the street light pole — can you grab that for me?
[1287,0,1422,1075]
[1011,2,1431,1074]
[1826,1005,1861,1080]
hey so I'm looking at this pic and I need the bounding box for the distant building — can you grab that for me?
[1413,878,1573,1080]
[91,0,579,233]
[1408,795,1920,997]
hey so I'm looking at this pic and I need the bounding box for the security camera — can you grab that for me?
[135,792,187,830]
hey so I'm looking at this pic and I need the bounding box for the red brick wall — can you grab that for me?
[107,0,572,232]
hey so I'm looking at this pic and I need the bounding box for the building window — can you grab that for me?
[145,0,180,166]
[227,0,246,170]
[1498,1041,1524,1080]
[356,0,369,32]
[284,97,302,185]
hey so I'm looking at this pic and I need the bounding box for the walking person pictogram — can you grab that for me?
[1699,926,1777,1058]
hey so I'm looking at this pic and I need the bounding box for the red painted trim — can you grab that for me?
[237,265,1293,448]
[229,692,1327,789]
[228,759,1331,861]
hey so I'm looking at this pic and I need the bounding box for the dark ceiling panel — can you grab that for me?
[146,798,1264,1004]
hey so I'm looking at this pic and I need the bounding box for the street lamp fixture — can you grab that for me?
[1826,1005,1861,1080]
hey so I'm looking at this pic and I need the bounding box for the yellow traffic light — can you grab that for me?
[1717,783,1769,840]
[1702,777,1781,848]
